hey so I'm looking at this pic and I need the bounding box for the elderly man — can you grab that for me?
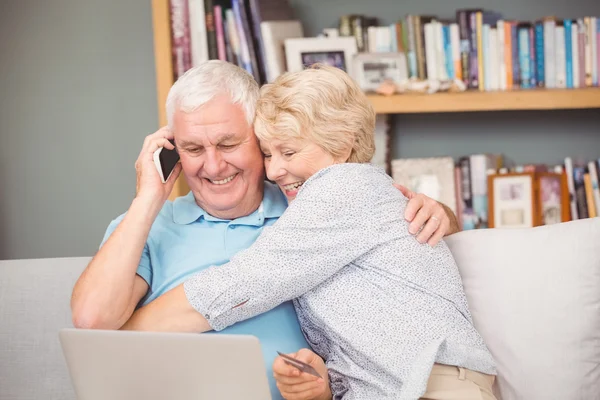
[71,60,459,399]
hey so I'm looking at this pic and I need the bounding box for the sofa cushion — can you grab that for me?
[0,256,89,400]
[445,218,600,400]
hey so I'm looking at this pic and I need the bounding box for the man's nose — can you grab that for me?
[203,149,226,176]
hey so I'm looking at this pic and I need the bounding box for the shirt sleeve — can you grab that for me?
[183,165,386,331]
[100,214,153,286]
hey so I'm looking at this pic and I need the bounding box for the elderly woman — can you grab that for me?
[247,65,497,400]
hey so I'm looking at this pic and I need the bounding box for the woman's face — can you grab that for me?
[260,138,338,201]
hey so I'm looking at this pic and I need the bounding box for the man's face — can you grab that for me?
[173,95,265,220]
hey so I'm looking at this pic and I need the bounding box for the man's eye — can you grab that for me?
[187,147,203,154]
[219,144,237,150]
[263,154,272,159]
[283,152,295,157]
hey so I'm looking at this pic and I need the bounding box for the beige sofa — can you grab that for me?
[1,217,598,400]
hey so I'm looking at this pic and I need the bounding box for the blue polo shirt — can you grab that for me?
[101,182,309,399]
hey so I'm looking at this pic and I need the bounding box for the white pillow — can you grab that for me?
[445,218,600,400]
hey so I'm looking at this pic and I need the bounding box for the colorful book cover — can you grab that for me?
[529,26,537,87]
[511,22,520,88]
[535,21,545,87]
[519,25,531,88]
[565,19,574,88]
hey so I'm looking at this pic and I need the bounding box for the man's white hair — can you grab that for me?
[166,60,259,128]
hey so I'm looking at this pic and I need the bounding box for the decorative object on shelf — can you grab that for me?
[375,77,467,96]
[260,20,304,83]
[487,172,537,228]
[391,157,457,214]
[536,171,571,225]
[284,36,358,76]
[351,52,408,92]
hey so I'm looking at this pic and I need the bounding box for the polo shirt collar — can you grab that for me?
[172,181,288,225]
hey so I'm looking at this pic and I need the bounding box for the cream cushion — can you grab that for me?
[445,218,600,400]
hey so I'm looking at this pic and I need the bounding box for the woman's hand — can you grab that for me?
[394,184,460,246]
[273,348,332,400]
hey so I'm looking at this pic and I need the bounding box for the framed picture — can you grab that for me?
[284,37,358,76]
[537,171,570,225]
[391,157,457,215]
[351,52,408,92]
[488,172,538,229]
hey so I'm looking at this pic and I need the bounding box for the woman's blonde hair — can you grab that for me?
[254,64,376,163]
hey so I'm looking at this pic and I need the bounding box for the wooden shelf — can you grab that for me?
[366,88,600,114]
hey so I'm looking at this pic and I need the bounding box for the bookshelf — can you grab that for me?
[367,88,600,114]
[150,0,600,199]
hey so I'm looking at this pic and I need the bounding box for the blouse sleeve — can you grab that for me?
[183,164,387,331]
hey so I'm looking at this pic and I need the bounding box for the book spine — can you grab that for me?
[565,19,573,88]
[169,0,192,79]
[578,19,586,88]
[469,12,479,88]
[436,22,448,79]
[572,22,580,88]
[535,22,545,87]
[489,28,499,90]
[588,161,600,213]
[519,26,531,88]
[573,167,590,219]
[555,23,566,88]
[444,24,455,79]
[529,26,537,87]
[406,15,418,79]
[226,9,241,66]
[476,12,484,91]
[593,17,598,86]
[584,174,597,218]
[457,10,470,85]
[451,23,462,80]
[498,21,507,90]
[584,17,593,86]
[459,157,475,230]
[564,157,579,220]
[505,22,513,89]
[203,0,218,60]
[214,6,227,61]
[423,23,437,80]
[544,18,556,88]
[188,0,209,67]
[511,22,520,88]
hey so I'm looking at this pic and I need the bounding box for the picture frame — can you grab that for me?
[351,52,408,92]
[284,37,358,76]
[488,172,538,229]
[536,171,571,225]
[391,157,457,215]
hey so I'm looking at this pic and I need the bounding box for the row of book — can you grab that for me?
[391,155,599,232]
[168,0,298,85]
[458,155,599,231]
[339,12,600,91]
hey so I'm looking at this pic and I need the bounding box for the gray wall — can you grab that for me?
[0,0,599,260]
[0,1,159,260]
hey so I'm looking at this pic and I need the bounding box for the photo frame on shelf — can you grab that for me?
[536,171,571,225]
[488,172,538,229]
[351,52,408,92]
[391,157,457,215]
[284,36,358,76]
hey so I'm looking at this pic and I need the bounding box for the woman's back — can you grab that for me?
[287,162,496,399]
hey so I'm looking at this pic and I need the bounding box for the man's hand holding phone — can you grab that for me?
[134,126,182,205]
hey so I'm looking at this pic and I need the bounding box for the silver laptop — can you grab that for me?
[59,328,272,400]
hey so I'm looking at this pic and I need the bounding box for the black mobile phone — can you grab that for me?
[153,139,180,183]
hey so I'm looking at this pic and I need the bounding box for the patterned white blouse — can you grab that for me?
[184,163,496,399]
